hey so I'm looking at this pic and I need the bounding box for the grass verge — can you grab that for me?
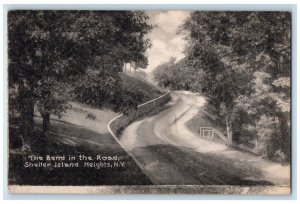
[8,118,152,185]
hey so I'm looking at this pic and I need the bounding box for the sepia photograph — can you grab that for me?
[7,9,291,194]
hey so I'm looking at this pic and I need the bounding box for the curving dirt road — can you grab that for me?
[119,91,290,188]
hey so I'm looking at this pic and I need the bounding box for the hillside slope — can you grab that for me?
[119,73,163,104]
[9,73,163,185]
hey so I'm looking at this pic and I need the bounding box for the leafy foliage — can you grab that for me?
[155,11,291,161]
[153,58,204,92]
[8,11,153,143]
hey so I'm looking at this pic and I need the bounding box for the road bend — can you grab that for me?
[119,91,290,187]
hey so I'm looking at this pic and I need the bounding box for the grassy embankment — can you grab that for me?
[9,73,160,185]
[119,73,163,102]
[185,98,266,155]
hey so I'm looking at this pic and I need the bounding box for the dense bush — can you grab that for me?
[75,72,162,115]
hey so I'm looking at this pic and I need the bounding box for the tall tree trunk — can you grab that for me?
[130,63,132,73]
[42,112,50,133]
[225,115,233,145]
[41,90,51,146]
[42,111,51,151]
[277,111,290,159]
[20,101,34,150]
[19,81,35,151]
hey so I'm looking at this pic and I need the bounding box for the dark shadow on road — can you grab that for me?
[131,144,274,186]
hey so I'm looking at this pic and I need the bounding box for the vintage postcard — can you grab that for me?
[7,10,291,194]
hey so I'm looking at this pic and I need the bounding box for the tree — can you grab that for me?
[74,11,153,111]
[179,11,291,159]
[8,11,153,147]
[153,57,204,91]
[9,11,85,144]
